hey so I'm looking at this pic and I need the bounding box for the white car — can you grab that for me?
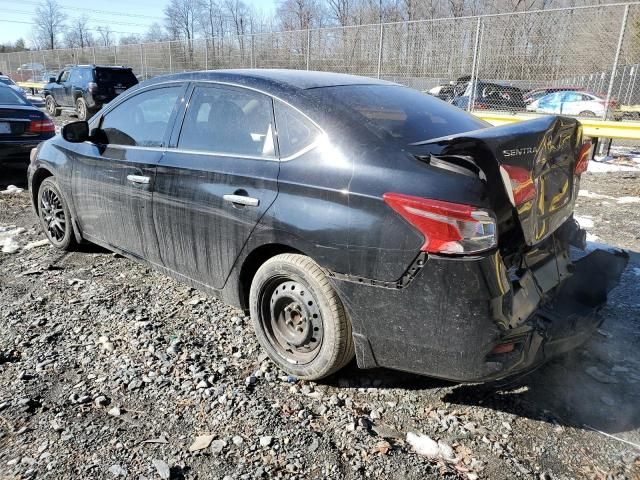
[526,90,606,117]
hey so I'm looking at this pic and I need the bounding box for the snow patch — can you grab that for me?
[574,215,594,229]
[0,226,26,254]
[588,161,640,173]
[578,190,615,200]
[586,232,600,242]
[0,185,24,195]
[616,196,640,204]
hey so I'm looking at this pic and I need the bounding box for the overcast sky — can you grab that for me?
[0,0,277,45]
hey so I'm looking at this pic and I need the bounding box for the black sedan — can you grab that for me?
[27,70,627,382]
[0,84,55,164]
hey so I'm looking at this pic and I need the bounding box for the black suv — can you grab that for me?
[44,65,138,121]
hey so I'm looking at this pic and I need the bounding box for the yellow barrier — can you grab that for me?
[473,111,640,141]
[16,81,45,90]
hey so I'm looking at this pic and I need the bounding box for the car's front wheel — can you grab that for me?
[45,95,59,117]
[250,254,354,380]
[37,177,76,251]
[76,97,88,121]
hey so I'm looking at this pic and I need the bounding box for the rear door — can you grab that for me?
[71,83,186,262]
[153,83,279,289]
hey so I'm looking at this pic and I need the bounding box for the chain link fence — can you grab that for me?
[3,3,640,119]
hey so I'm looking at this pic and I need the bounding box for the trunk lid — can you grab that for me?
[0,105,45,140]
[410,116,583,247]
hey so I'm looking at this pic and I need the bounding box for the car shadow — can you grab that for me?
[0,163,29,190]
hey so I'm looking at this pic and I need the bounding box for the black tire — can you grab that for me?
[250,254,355,380]
[37,177,76,251]
[579,110,596,117]
[76,97,88,121]
[45,95,60,117]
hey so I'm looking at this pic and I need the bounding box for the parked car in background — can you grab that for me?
[451,80,526,112]
[523,86,584,105]
[28,70,627,383]
[527,90,613,117]
[0,75,46,108]
[0,84,55,164]
[43,65,139,121]
[426,84,455,102]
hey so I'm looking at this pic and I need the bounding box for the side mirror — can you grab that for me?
[62,121,89,143]
[49,77,56,83]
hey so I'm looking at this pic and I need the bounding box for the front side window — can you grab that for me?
[59,70,70,83]
[274,101,321,158]
[177,85,275,157]
[99,86,181,147]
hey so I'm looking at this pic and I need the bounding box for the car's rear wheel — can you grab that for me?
[250,254,354,380]
[45,95,59,117]
[37,177,76,251]
[76,98,88,121]
[579,110,596,117]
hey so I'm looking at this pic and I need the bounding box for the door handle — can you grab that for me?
[127,174,150,185]
[223,194,259,207]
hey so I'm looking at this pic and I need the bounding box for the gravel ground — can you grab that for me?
[0,115,639,479]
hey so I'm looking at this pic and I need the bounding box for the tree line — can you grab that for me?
[19,0,627,51]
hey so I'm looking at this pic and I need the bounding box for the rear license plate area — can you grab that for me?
[0,122,11,134]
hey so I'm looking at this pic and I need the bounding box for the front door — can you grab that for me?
[71,84,186,262]
[153,83,279,289]
[51,69,70,106]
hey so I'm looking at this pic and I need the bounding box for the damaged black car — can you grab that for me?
[27,70,628,382]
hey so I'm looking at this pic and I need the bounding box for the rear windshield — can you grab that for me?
[95,68,138,86]
[0,77,16,86]
[313,84,487,144]
[0,87,27,105]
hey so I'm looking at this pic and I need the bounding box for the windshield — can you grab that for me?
[0,87,27,105]
[313,84,487,144]
[95,68,138,86]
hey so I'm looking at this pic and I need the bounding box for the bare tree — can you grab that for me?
[65,15,93,49]
[96,26,114,47]
[32,0,67,50]
[276,0,320,30]
[144,22,170,42]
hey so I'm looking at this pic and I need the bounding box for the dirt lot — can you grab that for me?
[0,122,639,479]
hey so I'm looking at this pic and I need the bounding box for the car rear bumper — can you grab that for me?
[0,141,41,164]
[330,245,628,382]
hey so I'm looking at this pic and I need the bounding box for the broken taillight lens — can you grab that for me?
[499,164,536,206]
[574,141,592,175]
[383,193,497,255]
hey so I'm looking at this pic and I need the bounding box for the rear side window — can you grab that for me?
[274,101,321,158]
[177,85,275,157]
[312,85,487,144]
[96,68,138,87]
[99,86,180,147]
[0,87,27,105]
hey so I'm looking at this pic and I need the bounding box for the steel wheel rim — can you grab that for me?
[260,277,324,365]
[46,97,55,115]
[40,187,66,243]
[78,101,86,119]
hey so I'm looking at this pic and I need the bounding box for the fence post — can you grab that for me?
[377,23,384,79]
[604,4,629,119]
[92,46,96,64]
[251,34,255,68]
[468,17,482,112]
[169,43,173,73]
[306,29,311,70]
[114,46,118,65]
[205,39,209,70]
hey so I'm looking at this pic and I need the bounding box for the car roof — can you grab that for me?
[148,69,396,91]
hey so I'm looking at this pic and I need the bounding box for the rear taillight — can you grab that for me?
[473,101,490,110]
[383,193,497,255]
[575,141,592,175]
[26,117,55,134]
[499,165,536,206]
